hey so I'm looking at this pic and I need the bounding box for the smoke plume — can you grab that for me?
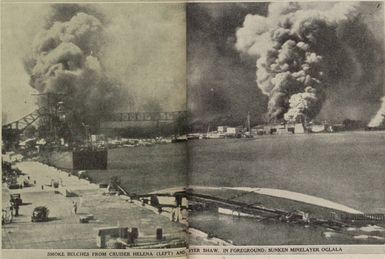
[368,97,385,127]
[24,7,119,135]
[235,2,382,122]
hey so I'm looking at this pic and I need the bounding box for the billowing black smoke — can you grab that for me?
[24,5,119,137]
[236,2,383,122]
[187,3,269,129]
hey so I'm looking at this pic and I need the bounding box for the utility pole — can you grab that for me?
[82,122,91,147]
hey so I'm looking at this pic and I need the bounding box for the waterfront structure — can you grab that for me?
[217,126,227,134]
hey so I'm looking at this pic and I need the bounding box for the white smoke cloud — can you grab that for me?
[368,97,385,127]
[284,86,319,121]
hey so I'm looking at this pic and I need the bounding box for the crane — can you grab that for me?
[2,108,48,150]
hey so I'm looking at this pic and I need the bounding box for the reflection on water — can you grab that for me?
[189,210,385,245]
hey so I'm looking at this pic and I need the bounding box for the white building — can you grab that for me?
[217,126,228,134]
[226,126,242,135]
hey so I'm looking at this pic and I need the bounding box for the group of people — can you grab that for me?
[2,199,19,224]
[10,200,19,216]
[2,208,13,224]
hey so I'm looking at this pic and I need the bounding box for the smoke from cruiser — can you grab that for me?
[24,7,119,133]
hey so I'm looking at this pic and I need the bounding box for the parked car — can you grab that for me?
[10,194,22,206]
[31,206,49,222]
[8,183,22,189]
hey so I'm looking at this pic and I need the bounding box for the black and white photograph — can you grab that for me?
[1,2,188,252]
[1,0,385,258]
[187,1,385,247]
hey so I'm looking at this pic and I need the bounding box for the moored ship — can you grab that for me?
[72,147,108,170]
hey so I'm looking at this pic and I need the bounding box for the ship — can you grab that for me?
[3,96,110,171]
[40,140,108,171]
[72,147,108,170]
[70,126,108,170]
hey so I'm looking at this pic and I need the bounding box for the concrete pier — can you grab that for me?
[2,161,186,249]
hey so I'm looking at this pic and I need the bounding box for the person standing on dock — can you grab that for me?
[72,201,78,214]
[170,207,176,222]
[13,202,19,217]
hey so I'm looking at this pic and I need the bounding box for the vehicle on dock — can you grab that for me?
[31,206,49,222]
[10,194,22,206]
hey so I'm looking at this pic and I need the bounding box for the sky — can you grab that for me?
[187,2,384,126]
[187,3,269,127]
[1,4,48,124]
[2,2,384,127]
[1,3,186,124]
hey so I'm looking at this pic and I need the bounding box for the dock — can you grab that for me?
[2,161,186,249]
